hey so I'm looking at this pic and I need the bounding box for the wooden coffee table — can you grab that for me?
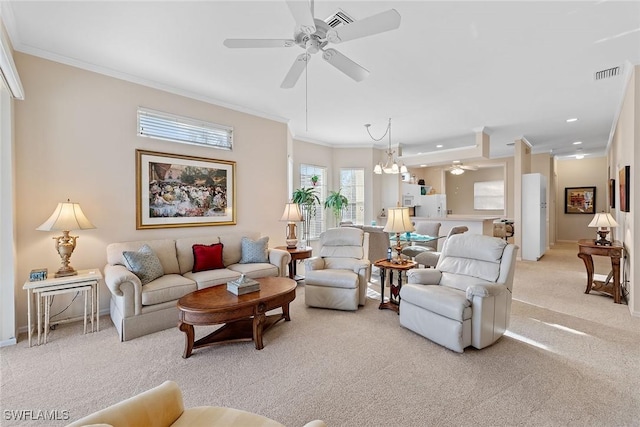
[177,277,296,358]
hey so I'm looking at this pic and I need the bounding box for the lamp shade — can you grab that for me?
[36,200,95,231]
[588,212,619,228]
[383,207,415,233]
[280,202,303,222]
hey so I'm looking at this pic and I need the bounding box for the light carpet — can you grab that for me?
[1,242,639,426]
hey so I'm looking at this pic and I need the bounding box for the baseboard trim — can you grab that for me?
[0,337,17,347]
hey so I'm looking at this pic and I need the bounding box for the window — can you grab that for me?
[340,168,365,224]
[137,107,233,150]
[474,180,505,210]
[300,164,326,240]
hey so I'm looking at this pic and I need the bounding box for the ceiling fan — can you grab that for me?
[223,0,401,88]
[446,161,478,175]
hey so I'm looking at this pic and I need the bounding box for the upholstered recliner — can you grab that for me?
[399,233,518,353]
[304,227,370,311]
[414,225,468,268]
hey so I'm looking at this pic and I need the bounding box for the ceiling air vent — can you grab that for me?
[324,9,354,28]
[594,66,622,81]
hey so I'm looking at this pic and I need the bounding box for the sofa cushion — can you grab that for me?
[305,269,358,289]
[122,244,165,285]
[192,243,224,272]
[228,263,278,278]
[183,269,242,290]
[240,236,269,263]
[141,274,197,306]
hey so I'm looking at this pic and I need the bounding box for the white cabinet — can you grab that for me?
[416,194,447,218]
[522,173,547,261]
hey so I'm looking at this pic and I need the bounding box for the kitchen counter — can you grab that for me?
[410,215,500,248]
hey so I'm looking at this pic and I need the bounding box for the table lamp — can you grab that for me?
[588,212,618,246]
[37,199,96,277]
[383,207,415,263]
[280,202,303,248]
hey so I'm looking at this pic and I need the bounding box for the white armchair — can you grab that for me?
[399,233,518,353]
[304,228,370,311]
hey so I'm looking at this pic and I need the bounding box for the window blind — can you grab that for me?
[137,107,233,150]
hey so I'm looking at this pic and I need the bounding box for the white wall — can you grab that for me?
[13,53,290,331]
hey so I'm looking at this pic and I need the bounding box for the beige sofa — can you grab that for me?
[104,231,290,341]
[66,380,326,427]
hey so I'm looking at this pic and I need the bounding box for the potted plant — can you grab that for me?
[292,187,320,246]
[310,175,319,186]
[325,188,349,226]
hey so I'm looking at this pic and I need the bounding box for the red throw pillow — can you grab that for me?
[192,243,224,272]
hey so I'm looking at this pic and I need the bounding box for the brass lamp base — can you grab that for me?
[285,222,298,249]
[53,230,79,277]
[393,233,406,264]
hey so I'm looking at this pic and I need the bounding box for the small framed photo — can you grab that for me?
[29,268,48,282]
[564,186,596,214]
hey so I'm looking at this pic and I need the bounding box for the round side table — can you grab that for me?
[275,246,313,281]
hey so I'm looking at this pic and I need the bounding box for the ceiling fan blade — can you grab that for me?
[327,9,401,43]
[223,39,295,48]
[322,48,369,82]
[286,0,316,35]
[281,53,311,89]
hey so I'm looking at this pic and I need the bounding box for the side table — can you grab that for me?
[275,246,312,281]
[23,269,103,346]
[577,239,624,304]
[373,259,417,313]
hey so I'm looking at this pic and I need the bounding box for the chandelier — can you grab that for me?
[365,118,408,175]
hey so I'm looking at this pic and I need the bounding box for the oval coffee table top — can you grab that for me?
[177,276,296,313]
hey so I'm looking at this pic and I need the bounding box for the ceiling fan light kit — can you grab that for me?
[447,160,478,175]
[223,0,401,89]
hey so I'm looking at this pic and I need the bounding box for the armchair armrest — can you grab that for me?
[466,283,507,300]
[352,259,371,274]
[304,257,325,271]
[407,268,442,285]
[267,248,292,277]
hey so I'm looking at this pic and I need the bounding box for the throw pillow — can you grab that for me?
[192,243,224,272]
[122,244,164,285]
[240,236,269,264]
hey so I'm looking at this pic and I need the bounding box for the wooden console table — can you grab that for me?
[577,239,623,304]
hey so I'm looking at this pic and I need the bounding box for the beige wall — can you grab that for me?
[608,65,638,315]
[14,53,290,329]
[556,156,608,241]
[445,166,506,216]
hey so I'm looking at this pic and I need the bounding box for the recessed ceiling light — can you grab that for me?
[436,144,443,148]
[573,141,582,145]
[420,164,427,167]
[576,154,584,159]
[566,118,578,123]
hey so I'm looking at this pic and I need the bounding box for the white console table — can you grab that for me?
[23,269,102,346]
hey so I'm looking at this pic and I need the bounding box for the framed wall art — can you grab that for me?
[609,179,616,209]
[564,186,596,214]
[136,149,236,229]
[619,165,630,212]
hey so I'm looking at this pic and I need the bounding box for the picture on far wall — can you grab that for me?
[609,179,615,209]
[564,186,596,214]
[619,166,630,212]
[136,149,236,229]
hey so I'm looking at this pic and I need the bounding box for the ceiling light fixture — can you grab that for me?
[365,118,407,175]
[566,118,578,123]
[573,141,582,145]
[450,166,464,175]
[436,144,443,148]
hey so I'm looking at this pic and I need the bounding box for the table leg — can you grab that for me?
[282,302,291,322]
[379,267,387,309]
[611,254,621,304]
[179,322,195,359]
[37,292,42,346]
[83,289,88,334]
[27,289,32,347]
[96,281,100,332]
[288,261,294,280]
[44,295,49,344]
[578,253,595,294]
[253,313,266,350]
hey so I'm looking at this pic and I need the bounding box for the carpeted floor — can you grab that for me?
[1,242,639,426]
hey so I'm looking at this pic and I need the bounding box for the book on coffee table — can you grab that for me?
[227,275,260,295]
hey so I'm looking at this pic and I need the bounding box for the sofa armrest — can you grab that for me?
[104,264,143,316]
[268,248,292,277]
[304,257,325,271]
[407,268,442,285]
[466,283,508,300]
